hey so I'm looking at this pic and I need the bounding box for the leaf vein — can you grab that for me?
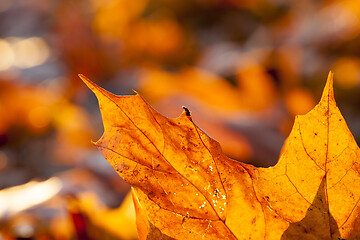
[298,122,325,171]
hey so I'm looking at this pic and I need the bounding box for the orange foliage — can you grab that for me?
[0,81,53,134]
[139,67,276,113]
[0,80,95,167]
[284,88,316,116]
[93,0,184,62]
[74,191,138,240]
[333,57,360,89]
[82,72,360,239]
[124,19,183,58]
[5,0,360,239]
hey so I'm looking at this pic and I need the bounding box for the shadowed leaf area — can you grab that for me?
[281,176,340,239]
[81,72,360,239]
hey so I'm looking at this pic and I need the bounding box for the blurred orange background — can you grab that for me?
[1,0,360,239]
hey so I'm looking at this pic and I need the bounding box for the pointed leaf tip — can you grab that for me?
[79,74,113,100]
[320,71,335,103]
[78,73,88,82]
[79,74,94,89]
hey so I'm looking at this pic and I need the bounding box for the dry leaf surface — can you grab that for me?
[81,72,360,239]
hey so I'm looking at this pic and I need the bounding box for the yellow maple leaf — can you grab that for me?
[80,72,360,239]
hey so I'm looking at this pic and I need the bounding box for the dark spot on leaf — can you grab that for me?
[157,164,160,167]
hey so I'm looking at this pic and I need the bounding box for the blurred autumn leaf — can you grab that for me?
[0,80,95,167]
[139,66,276,113]
[73,191,138,240]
